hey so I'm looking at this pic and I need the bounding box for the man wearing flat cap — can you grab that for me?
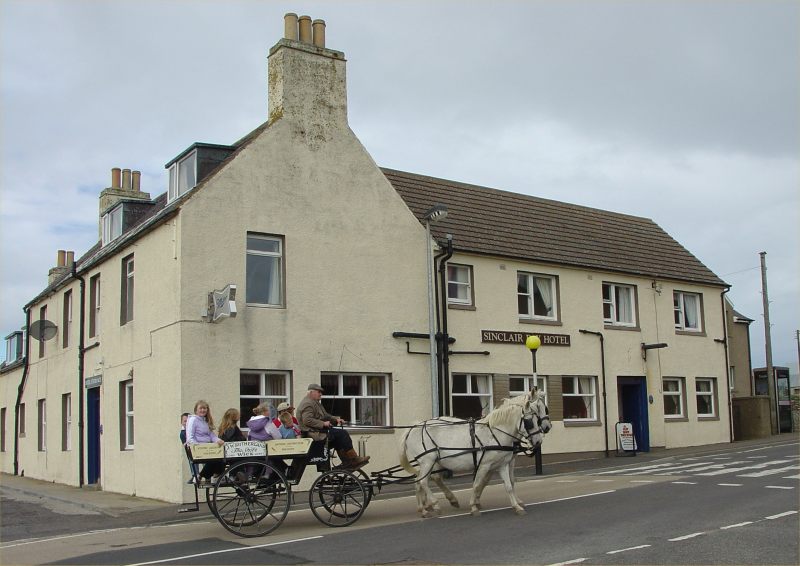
[296,383,369,470]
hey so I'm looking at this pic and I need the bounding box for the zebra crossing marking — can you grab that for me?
[739,465,800,478]
[696,459,793,476]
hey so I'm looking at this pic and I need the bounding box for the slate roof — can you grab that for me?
[384,168,727,288]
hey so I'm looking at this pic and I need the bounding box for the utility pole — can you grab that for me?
[759,251,776,434]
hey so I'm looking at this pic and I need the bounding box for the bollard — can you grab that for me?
[534,445,543,475]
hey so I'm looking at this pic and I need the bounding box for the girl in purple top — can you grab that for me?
[247,402,281,441]
[186,400,224,483]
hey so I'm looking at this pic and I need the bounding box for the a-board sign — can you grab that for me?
[615,422,638,453]
[189,443,224,461]
[266,438,312,457]
[224,441,267,459]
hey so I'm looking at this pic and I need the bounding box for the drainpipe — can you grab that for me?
[74,263,86,486]
[579,329,609,457]
[720,288,733,443]
[13,307,32,476]
[436,235,454,416]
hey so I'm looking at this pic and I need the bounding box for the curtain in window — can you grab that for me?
[616,286,632,323]
[683,294,698,328]
[534,277,553,316]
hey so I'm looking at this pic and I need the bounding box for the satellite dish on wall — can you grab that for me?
[30,319,58,342]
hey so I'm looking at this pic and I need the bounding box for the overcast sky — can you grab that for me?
[1,1,798,375]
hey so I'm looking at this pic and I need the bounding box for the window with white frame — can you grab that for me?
[37,399,46,451]
[663,377,685,418]
[509,375,548,406]
[121,255,134,325]
[562,376,597,420]
[674,291,702,332]
[62,290,72,348]
[246,234,284,307]
[62,393,72,451]
[447,264,473,306]
[101,205,123,245]
[4,331,23,364]
[602,282,636,327]
[695,378,717,417]
[518,273,558,321]
[89,274,101,338]
[240,370,291,429]
[320,373,390,426]
[0,407,5,452]
[121,380,134,449]
[451,373,493,419]
[18,403,25,437]
[167,151,197,202]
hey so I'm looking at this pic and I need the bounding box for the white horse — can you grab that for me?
[399,390,550,517]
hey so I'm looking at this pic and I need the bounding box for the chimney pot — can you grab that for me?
[66,251,75,266]
[312,19,326,48]
[284,13,298,40]
[132,170,141,191]
[57,250,66,267]
[298,15,312,44]
[122,169,132,189]
[111,168,121,188]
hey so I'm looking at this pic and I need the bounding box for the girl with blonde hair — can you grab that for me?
[218,408,246,442]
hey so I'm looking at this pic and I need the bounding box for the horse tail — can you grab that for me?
[399,427,418,476]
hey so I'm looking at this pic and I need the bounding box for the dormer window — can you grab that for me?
[167,151,197,202]
[4,331,23,364]
[101,204,123,246]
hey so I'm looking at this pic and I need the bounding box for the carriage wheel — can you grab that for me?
[351,468,373,510]
[309,469,367,527]
[211,461,290,537]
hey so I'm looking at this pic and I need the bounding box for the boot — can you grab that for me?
[339,448,370,470]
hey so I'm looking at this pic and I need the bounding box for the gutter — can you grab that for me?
[13,307,31,476]
[579,329,609,457]
[435,236,454,416]
[720,288,733,443]
[74,264,86,486]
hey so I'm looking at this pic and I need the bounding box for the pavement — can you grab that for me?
[1,432,797,541]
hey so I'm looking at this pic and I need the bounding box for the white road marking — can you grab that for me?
[594,462,678,474]
[592,479,614,482]
[557,480,578,483]
[746,455,767,459]
[711,456,732,460]
[125,535,324,566]
[740,465,800,478]
[765,511,797,520]
[546,558,587,566]
[630,480,654,483]
[441,489,617,519]
[672,481,697,485]
[765,485,795,490]
[669,532,705,541]
[697,459,792,476]
[0,527,128,549]
[782,474,800,479]
[665,461,748,474]
[718,483,743,487]
[606,544,651,554]
[720,521,753,529]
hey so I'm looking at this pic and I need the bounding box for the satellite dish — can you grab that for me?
[30,319,58,342]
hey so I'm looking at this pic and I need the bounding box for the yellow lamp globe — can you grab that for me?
[525,335,541,350]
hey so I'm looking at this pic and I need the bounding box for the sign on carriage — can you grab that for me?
[224,441,267,459]
[615,422,638,455]
[189,443,224,460]
[266,438,313,456]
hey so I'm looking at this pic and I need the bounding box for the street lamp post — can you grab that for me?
[424,204,448,418]
[525,335,543,475]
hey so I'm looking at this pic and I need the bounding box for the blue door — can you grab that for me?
[618,377,650,452]
[87,388,101,484]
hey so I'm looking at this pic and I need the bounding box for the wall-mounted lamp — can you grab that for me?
[641,342,668,361]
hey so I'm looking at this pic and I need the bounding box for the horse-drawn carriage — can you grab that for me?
[184,390,550,537]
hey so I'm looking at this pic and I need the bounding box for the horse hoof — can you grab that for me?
[471,508,481,517]
[515,507,527,516]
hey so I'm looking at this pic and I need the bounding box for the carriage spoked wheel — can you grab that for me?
[211,461,290,537]
[309,469,367,527]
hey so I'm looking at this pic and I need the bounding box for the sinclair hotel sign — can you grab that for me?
[481,330,571,347]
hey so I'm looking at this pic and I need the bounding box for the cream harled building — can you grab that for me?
[0,15,731,503]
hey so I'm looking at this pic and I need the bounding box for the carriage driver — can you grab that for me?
[297,383,370,470]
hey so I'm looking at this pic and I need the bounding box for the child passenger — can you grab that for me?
[185,400,225,484]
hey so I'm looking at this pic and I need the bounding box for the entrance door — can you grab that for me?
[618,377,650,452]
[87,387,101,484]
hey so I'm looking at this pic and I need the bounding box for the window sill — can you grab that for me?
[448,304,476,311]
[246,303,286,309]
[519,318,562,326]
[664,416,689,422]
[675,330,707,337]
[697,415,719,421]
[563,420,601,427]
[603,324,640,332]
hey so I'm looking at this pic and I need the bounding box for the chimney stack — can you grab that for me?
[48,249,73,284]
[98,166,151,239]
[268,14,347,127]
